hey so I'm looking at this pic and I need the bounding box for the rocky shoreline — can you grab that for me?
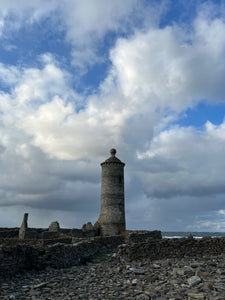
[1,250,225,299]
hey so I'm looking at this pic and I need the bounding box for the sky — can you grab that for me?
[0,0,225,232]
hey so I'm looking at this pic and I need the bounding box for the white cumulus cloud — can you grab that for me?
[0,1,225,230]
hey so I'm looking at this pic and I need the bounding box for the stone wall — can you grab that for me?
[2,235,225,278]
[0,244,39,277]
[0,235,125,277]
[125,230,162,243]
[0,228,19,238]
[42,235,125,269]
[117,237,225,262]
[16,227,96,240]
[60,228,96,238]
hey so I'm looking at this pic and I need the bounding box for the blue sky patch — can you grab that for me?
[176,102,225,129]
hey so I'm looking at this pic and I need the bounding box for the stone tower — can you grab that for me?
[97,148,126,236]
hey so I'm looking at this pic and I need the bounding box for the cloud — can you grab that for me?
[110,14,225,110]
[0,0,58,37]
[19,8,225,161]
[138,121,225,198]
[21,93,128,160]
[132,121,225,231]
[0,1,168,71]
[0,63,20,86]
[0,1,225,231]
[218,209,225,216]
[60,0,138,68]
[0,58,101,227]
[0,1,124,69]
[0,127,101,228]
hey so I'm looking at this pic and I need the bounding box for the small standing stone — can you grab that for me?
[86,222,94,231]
[19,213,28,239]
[48,221,60,232]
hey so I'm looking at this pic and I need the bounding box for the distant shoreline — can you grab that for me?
[162,231,225,238]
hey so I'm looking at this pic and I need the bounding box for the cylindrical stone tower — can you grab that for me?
[98,148,125,236]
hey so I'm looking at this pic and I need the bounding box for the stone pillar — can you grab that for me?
[19,213,28,239]
[98,149,125,236]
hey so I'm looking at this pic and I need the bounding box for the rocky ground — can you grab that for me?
[1,252,225,300]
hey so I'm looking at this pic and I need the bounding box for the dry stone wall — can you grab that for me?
[126,230,162,243]
[117,237,225,262]
[2,234,225,278]
[0,235,125,277]
[42,235,125,269]
[16,227,96,240]
[0,244,39,277]
[0,228,19,238]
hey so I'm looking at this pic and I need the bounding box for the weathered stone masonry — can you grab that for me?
[97,149,126,236]
[0,236,125,277]
[117,236,225,262]
[0,231,161,277]
[2,235,225,277]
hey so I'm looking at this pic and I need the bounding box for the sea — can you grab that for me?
[162,232,225,239]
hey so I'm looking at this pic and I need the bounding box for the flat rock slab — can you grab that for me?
[187,275,202,287]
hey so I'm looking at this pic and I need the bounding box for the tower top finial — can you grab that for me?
[110,148,116,156]
[101,148,125,166]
